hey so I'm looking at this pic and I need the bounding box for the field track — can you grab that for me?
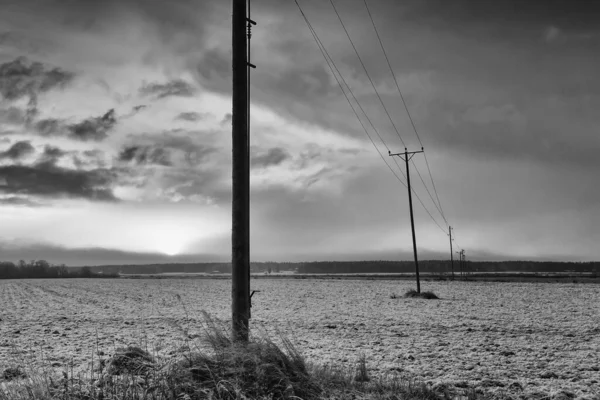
[1,279,599,399]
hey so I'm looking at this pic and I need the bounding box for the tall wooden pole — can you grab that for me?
[404,149,420,293]
[389,148,424,293]
[232,0,250,342]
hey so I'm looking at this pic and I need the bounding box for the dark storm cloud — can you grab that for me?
[0,196,41,207]
[251,147,290,168]
[421,97,600,169]
[121,105,147,119]
[159,166,226,202]
[35,118,62,136]
[3,0,211,39]
[68,109,116,141]
[35,145,67,166]
[404,0,600,29]
[139,80,197,99]
[117,130,226,201]
[118,145,172,167]
[34,110,118,141]
[220,113,232,126]
[0,57,74,125]
[0,140,35,160]
[0,164,116,201]
[175,112,210,122]
[0,57,74,101]
[161,137,216,166]
[271,64,335,103]
[293,144,327,170]
[72,149,107,170]
[193,42,344,132]
[0,107,25,125]
[195,48,230,90]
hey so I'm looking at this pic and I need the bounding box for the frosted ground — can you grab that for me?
[0,279,598,399]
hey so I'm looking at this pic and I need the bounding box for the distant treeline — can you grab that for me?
[294,260,600,274]
[83,260,600,276]
[0,260,118,279]
[85,262,292,275]
[2,260,598,279]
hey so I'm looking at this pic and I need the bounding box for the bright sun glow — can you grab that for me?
[156,237,186,256]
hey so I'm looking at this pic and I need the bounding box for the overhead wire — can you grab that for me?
[363,0,449,227]
[295,0,449,237]
[293,0,407,188]
[329,0,449,236]
[329,0,406,148]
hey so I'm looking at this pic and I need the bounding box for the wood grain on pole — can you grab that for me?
[232,0,250,342]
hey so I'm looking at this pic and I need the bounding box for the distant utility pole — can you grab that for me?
[456,249,465,279]
[449,226,454,281]
[389,147,424,293]
[232,0,255,342]
[456,251,462,279]
[462,249,466,277]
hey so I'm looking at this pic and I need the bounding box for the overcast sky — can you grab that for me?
[0,0,599,266]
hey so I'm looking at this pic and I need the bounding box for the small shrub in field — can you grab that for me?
[404,289,439,299]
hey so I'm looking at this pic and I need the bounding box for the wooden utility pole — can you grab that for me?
[456,251,462,279]
[232,0,250,342]
[456,249,465,279]
[449,226,454,280]
[389,147,424,293]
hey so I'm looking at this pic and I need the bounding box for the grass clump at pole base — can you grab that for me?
[405,289,439,299]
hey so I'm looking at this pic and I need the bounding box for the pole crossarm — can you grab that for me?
[388,147,424,161]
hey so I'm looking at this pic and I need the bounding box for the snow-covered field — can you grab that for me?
[0,279,598,399]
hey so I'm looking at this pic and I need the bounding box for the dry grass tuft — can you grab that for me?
[166,315,320,399]
[405,289,439,299]
[353,353,370,383]
[2,367,26,381]
[107,346,155,376]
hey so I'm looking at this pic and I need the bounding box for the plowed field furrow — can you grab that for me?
[10,282,39,313]
[0,283,19,317]
[18,282,72,314]
[18,282,98,319]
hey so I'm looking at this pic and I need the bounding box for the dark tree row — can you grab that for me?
[295,260,600,274]
[0,260,117,279]
[86,262,298,275]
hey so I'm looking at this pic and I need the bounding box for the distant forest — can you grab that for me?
[85,260,599,276]
[0,260,117,279]
[1,260,598,279]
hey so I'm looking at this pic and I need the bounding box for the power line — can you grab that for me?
[363,0,449,227]
[329,0,448,235]
[293,0,406,188]
[295,0,448,237]
[298,9,409,183]
[329,0,407,148]
[411,158,447,225]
